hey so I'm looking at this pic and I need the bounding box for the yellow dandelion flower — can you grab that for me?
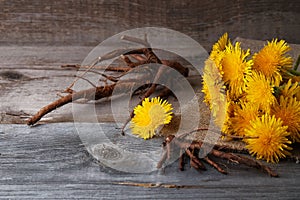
[213,100,232,135]
[218,42,253,98]
[271,96,300,142]
[253,39,293,85]
[210,32,230,60]
[202,58,226,116]
[231,101,260,137]
[279,79,300,99]
[130,97,173,140]
[244,114,292,163]
[219,100,244,136]
[245,71,276,112]
[202,59,232,134]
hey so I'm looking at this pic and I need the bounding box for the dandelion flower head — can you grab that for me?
[253,39,293,85]
[231,101,260,137]
[244,114,291,163]
[271,96,300,142]
[279,79,300,99]
[218,42,252,98]
[210,32,230,60]
[245,71,276,112]
[202,58,226,115]
[130,97,173,139]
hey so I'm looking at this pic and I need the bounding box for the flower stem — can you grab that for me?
[287,69,300,76]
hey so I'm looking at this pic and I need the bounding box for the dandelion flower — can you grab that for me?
[218,42,252,98]
[213,100,232,135]
[231,101,260,137]
[253,39,293,85]
[202,59,231,134]
[271,96,300,142]
[202,59,226,116]
[130,97,173,139]
[210,32,230,60]
[279,79,300,99]
[245,71,276,113]
[244,114,291,163]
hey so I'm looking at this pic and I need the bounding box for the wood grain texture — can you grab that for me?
[0,0,300,50]
[0,123,299,199]
[0,46,92,124]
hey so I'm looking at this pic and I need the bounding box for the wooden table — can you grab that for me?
[1,123,299,199]
[1,42,300,199]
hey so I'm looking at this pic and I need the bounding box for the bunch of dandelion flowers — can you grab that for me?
[130,97,173,140]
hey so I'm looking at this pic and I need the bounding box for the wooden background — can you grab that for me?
[0,0,299,50]
[1,0,300,199]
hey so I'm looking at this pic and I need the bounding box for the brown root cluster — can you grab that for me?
[27,36,188,127]
[157,135,279,177]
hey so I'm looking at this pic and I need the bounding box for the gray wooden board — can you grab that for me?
[0,123,299,199]
[0,46,93,124]
[0,0,300,51]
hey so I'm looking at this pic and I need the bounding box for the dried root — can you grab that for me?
[27,35,188,126]
[158,135,279,177]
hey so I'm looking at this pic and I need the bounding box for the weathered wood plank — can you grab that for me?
[0,123,299,199]
[0,46,91,123]
[0,0,300,50]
